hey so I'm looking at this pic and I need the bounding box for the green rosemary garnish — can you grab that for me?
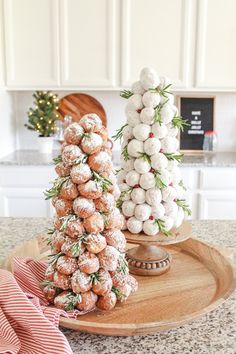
[122,145,130,161]
[41,280,54,288]
[93,171,112,192]
[59,214,77,231]
[176,199,191,216]
[138,152,151,164]
[179,180,186,191]
[116,188,132,209]
[71,241,83,257]
[44,176,70,200]
[117,256,129,275]
[89,272,101,284]
[164,153,184,162]
[64,292,82,311]
[153,100,168,124]
[154,219,172,237]
[115,168,121,175]
[172,116,190,132]
[112,124,128,142]
[153,171,166,189]
[112,286,126,300]
[53,155,62,164]
[47,228,55,235]
[83,132,91,139]
[74,154,88,165]
[48,252,64,266]
[120,90,133,99]
[159,83,173,98]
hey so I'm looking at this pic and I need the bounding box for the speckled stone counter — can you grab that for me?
[1,150,236,168]
[0,218,235,354]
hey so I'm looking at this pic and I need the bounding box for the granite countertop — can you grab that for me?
[1,150,236,168]
[0,218,235,354]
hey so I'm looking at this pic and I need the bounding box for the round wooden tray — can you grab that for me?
[4,235,236,336]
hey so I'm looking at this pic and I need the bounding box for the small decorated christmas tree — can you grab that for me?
[114,68,191,237]
[42,114,137,312]
[25,91,60,137]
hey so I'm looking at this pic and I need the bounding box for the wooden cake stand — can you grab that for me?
[124,221,192,276]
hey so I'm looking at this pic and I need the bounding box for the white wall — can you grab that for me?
[0,91,16,157]
[6,90,236,154]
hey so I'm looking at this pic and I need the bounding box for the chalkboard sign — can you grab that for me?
[178,97,215,152]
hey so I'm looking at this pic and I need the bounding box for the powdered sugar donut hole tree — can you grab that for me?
[113,68,192,276]
[43,113,137,312]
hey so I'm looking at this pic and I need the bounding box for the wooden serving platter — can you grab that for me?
[4,236,236,336]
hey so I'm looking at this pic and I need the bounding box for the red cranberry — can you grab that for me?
[136,109,142,113]
[149,168,155,173]
[123,179,126,183]
[160,148,163,153]
[133,184,140,188]
[169,182,173,186]
[149,132,154,138]
[149,215,154,220]
[174,198,177,202]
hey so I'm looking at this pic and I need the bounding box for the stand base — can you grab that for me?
[126,244,171,276]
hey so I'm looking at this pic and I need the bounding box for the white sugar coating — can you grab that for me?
[79,113,102,132]
[162,186,177,202]
[161,136,179,153]
[127,139,144,158]
[98,245,120,272]
[121,140,128,150]
[128,93,144,110]
[140,107,155,125]
[134,203,152,221]
[163,201,178,217]
[125,170,140,187]
[140,67,160,90]
[160,75,172,88]
[174,207,184,228]
[81,133,103,153]
[161,215,174,231]
[82,180,102,194]
[167,123,178,137]
[171,166,181,184]
[120,156,134,172]
[160,104,175,124]
[121,215,127,230]
[143,219,159,236]
[73,197,95,216]
[131,188,146,204]
[159,169,172,186]
[144,138,161,155]
[112,184,121,201]
[134,158,151,174]
[167,158,179,171]
[151,203,165,219]
[140,172,155,190]
[151,153,168,170]
[64,123,84,144]
[62,144,84,165]
[70,163,92,184]
[93,150,111,165]
[133,124,151,141]
[152,122,168,139]
[173,183,185,199]
[123,125,134,140]
[127,217,143,234]
[159,76,174,105]
[142,91,160,108]
[117,169,127,184]
[122,200,136,217]
[119,183,131,201]
[125,103,141,127]
[146,188,162,205]
[131,81,145,95]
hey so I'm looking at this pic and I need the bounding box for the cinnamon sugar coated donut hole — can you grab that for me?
[97,125,108,142]
[73,197,95,218]
[60,141,68,153]
[83,212,104,234]
[79,113,103,133]
[59,179,79,200]
[64,123,84,145]
[53,271,71,290]
[98,245,120,271]
[104,229,126,252]
[76,290,98,311]
[56,255,78,275]
[45,264,55,281]
[70,163,92,185]
[78,180,103,199]
[61,237,85,258]
[54,291,74,310]
[81,133,103,155]
[53,216,62,230]
[71,269,92,293]
[105,208,124,230]
[96,291,117,311]
[92,269,112,296]
[78,251,100,274]
[55,162,71,177]
[51,230,65,253]
[94,193,115,213]
[54,198,73,217]
[43,284,56,303]
[62,145,84,166]
[64,219,84,238]
[88,151,112,173]
[85,233,107,254]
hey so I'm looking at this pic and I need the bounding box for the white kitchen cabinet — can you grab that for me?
[121,0,195,88]
[0,0,5,87]
[196,0,236,89]
[4,0,60,88]
[59,0,117,87]
[199,191,236,219]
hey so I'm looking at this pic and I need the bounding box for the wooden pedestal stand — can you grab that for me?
[124,221,192,276]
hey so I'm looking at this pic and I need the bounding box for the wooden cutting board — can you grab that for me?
[58,93,107,126]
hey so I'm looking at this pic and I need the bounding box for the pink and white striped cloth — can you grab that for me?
[0,257,83,354]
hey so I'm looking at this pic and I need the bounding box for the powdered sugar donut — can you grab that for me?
[161,215,174,231]
[76,290,98,312]
[134,203,152,221]
[174,207,184,228]
[140,107,155,125]
[55,198,73,217]
[162,186,177,202]
[160,104,175,124]
[92,269,112,296]
[81,133,103,155]
[131,188,146,204]
[151,153,168,170]
[56,255,78,275]
[59,179,79,200]
[117,169,127,184]
[86,233,107,254]
[163,201,178,217]
[125,105,141,127]
[171,167,181,184]
[62,145,84,166]
[140,172,155,190]
[73,197,95,218]
[78,251,100,274]
[133,123,151,141]
[55,162,71,177]
[144,137,161,155]
[70,163,92,185]
[151,203,165,219]
[159,169,172,186]
[131,81,145,95]
[123,124,134,140]
[161,137,179,153]
[104,229,126,253]
[152,122,168,139]
[146,188,162,205]
[122,200,136,217]
[128,93,143,110]
[167,123,178,137]
[83,211,104,233]
[134,158,151,174]
[125,170,140,187]
[120,156,135,171]
[119,183,131,201]
[94,193,115,213]
[64,123,84,145]
[140,67,160,90]
[88,151,112,173]
[127,139,144,158]
[71,269,92,293]
[142,91,161,108]
[127,216,143,234]
[78,180,103,199]
[79,113,103,133]
[143,219,159,236]
[53,272,71,291]
[98,245,120,272]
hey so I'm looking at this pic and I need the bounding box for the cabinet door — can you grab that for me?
[0,0,5,87]
[199,191,236,219]
[196,0,236,89]
[60,0,117,87]
[4,0,59,87]
[121,0,194,88]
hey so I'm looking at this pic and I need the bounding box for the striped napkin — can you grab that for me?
[0,257,82,354]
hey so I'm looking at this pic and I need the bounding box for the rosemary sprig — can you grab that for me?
[164,153,184,162]
[122,145,130,161]
[117,256,129,275]
[115,168,121,175]
[64,292,82,311]
[153,171,166,189]
[93,171,112,192]
[154,219,172,237]
[112,124,128,142]
[46,228,54,246]
[158,83,173,98]
[44,176,70,200]
[153,99,168,124]
[74,154,88,165]
[112,286,126,300]
[70,235,88,257]
[172,116,190,132]
[179,179,187,191]
[120,90,133,99]
[48,252,64,266]
[53,155,62,164]
[116,187,132,209]
[138,152,151,164]
[83,132,91,139]
[89,272,101,284]
[176,199,191,216]
[59,214,77,231]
